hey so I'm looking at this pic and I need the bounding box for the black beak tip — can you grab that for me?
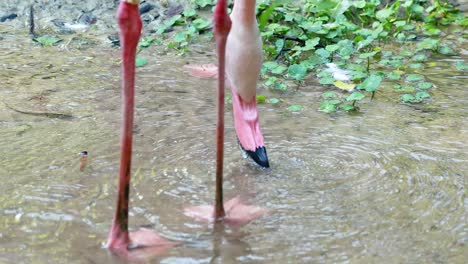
[246,146,270,169]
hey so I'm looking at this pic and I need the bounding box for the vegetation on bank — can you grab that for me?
[145,0,465,113]
[148,0,467,113]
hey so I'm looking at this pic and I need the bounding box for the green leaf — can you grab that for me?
[376,8,394,21]
[272,65,288,74]
[353,1,366,8]
[138,37,155,48]
[225,94,232,103]
[394,20,406,27]
[193,18,210,31]
[135,56,148,67]
[346,91,365,101]
[410,63,423,69]
[455,61,467,71]
[417,82,433,90]
[263,61,279,71]
[287,104,303,112]
[288,64,307,80]
[315,48,331,60]
[359,74,382,92]
[415,92,431,99]
[438,46,454,55]
[406,74,424,82]
[275,39,285,53]
[424,23,441,35]
[412,53,428,62]
[326,44,339,53]
[256,95,267,104]
[34,35,63,46]
[173,32,187,43]
[341,104,356,112]
[303,38,320,51]
[183,9,197,18]
[416,38,439,51]
[359,51,379,59]
[400,94,417,103]
[267,98,280,104]
[394,85,416,92]
[319,100,340,113]
[273,82,288,90]
[319,76,335,85]
[387,71,402,80]
[322,91,337,99]
[194,0,213,8]
[259,4,277,31]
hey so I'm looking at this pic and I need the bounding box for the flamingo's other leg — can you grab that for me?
[106,1,176,261]
[184,0,268,228]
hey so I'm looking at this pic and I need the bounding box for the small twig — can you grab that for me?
[29,5,35,37]
[3,101,73,119]
[273,34,306,45]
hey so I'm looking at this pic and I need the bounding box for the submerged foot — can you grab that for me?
[107,229,178,262]
[183,63,218,79]
[184,196,268,229]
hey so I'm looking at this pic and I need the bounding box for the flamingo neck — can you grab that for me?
[231,0,256,26]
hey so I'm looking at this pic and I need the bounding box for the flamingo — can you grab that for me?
[106,0,266,260]
[185,0,270,169]
[184,0,268,227]
[106,0,177,260]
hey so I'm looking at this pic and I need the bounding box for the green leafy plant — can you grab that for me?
[154,0,464,114]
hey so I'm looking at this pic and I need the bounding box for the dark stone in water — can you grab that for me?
[51,19,66,27]
[164,3,184,18]
[0,13,18,22]
[139,3,155,15]
[50,19,74,34]
[78,12,97,25]
[108,33,120,47]
[141,13,154,24]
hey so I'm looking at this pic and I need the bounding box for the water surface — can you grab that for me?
[0,27,466,263]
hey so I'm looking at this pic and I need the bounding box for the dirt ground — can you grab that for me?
[0,0,188,41]
[1,0,466,36]
[0,0,466,49]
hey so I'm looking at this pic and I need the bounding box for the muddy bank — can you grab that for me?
[0,0,190,46]
[1,0,466,41]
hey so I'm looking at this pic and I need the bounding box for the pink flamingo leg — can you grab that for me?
[184,0,268,229]
[212,0,231,221]
[106,1,176,261]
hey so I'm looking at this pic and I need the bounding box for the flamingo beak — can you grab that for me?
[241,145,270,169]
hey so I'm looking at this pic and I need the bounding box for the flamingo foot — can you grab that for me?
[128,229,178,249]
[183,63,219,79]
[184,196,268,229]
[108,229,178,262]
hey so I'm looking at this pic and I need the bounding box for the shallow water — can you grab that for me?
[0,26,467,263]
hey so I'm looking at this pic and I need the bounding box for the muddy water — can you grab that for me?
[1,26,467,263]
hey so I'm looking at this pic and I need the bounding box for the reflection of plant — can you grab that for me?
[151,0,465,114]
[34,35,63,46]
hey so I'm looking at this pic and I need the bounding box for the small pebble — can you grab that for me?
[139,3,155,15]
[0,13,18,22]
[78,12,97,25]
[164,3,183,17]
